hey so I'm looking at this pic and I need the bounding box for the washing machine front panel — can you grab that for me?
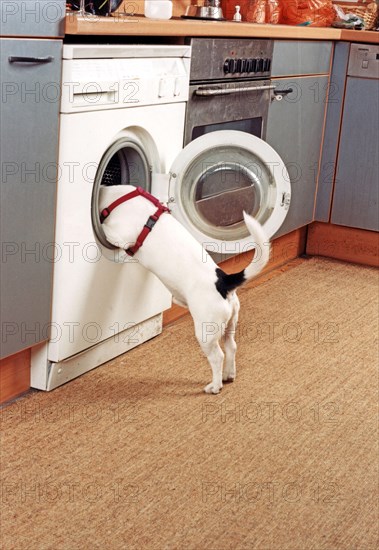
[60,51,190,114]
[167,131,291,254]
[50,103,186,362]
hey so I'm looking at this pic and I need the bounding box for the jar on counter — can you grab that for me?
[144,0,173,20]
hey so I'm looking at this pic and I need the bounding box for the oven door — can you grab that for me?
[166,130,291,254]
[184,80,274,145]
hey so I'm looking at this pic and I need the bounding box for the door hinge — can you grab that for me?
[281,192,291,209]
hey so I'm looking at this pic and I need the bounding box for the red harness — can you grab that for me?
[100,186,170,257]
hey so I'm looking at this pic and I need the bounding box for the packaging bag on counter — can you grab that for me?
[221,0,281,23]
[334,2,378,29]
[247,0,281,23]
[280,0,336,27]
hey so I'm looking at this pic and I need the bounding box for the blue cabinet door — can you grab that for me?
[0,38,62,358]
[331,77,379,231]
[266,75,329,237]
[0,0,65,37]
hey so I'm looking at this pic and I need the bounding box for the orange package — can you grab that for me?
[246,0,282,23]
[280,0,336,27]
[222,0,281,23]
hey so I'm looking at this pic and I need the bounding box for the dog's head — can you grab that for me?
[98,184,137,213]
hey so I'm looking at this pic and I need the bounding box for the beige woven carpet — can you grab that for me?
[1,257,378,550]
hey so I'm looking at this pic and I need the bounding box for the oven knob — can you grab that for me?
[236,58,242,73]
[229,58,237,73]
[247,58,253,73]
[223,58,231,74]
[241,58,247,73]
[252,58,258,73]
[264,58,271,72]
[225,58,237,74]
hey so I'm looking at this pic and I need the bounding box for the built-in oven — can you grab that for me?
[185,38,274,146]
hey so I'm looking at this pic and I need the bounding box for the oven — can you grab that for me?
[184,38,274,146]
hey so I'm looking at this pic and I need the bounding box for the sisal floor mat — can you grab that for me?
[1,257,378,549]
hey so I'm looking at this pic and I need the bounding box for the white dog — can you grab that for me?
[99,185,270,394]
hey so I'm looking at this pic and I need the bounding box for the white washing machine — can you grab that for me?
[31,43,290,391]
[31,44,191,390]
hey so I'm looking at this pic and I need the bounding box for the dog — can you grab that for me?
[98,184,270,394]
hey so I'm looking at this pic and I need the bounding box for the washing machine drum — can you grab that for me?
[168,130,291,251]
[91,136,152,251]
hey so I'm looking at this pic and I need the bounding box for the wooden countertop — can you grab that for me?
[65,12,378,43]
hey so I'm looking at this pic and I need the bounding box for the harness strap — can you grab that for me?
[100,187,164,224]
[100,186,170,257]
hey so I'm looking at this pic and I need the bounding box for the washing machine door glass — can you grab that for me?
[169,130,291,249]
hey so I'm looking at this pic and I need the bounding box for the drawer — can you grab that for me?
[272,40,333,76]
[0,0,65,37]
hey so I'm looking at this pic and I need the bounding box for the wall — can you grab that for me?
[117,0,192,16]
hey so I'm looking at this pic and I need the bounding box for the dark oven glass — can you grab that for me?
[191,117,262,141]
[184,80,271,146]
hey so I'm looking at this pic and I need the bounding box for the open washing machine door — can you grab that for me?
[160,130,291,254]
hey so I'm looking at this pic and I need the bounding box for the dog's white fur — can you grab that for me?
[99,184,270,394]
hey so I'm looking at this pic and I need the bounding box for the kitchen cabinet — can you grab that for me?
[0,0,65,37]
[330,44,379,231]
[266,40,332,237]
[316,42,379,231]
[0,38,62,359]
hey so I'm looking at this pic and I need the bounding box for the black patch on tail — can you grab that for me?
[215,268,246,299]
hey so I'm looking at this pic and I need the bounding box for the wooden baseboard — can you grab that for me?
[163,227,307,326]
[306,222,379,267]
[0,349,31,405]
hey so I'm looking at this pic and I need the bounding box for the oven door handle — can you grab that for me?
[194,84,276,96]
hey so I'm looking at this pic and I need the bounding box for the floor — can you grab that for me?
[1,257,378,549]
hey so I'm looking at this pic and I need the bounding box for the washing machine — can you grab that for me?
[31,44,191,390]
[31,43,290,391]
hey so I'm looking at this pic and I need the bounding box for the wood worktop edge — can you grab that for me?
[64,14,379,43]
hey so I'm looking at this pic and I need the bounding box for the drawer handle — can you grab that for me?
[8,56,54,64]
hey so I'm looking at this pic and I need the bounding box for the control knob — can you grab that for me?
[223,58,237,74]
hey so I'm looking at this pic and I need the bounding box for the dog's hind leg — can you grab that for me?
[223,293,240,383]
[194,319,225,395]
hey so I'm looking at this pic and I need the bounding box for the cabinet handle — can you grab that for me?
[272,87,294,101]
[8,56,54,64]
[273,88,294,95]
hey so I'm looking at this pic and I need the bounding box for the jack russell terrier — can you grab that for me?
[99,185,270,394]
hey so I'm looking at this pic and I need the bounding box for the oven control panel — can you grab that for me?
[223,57,271,75]
[188,38,273,82]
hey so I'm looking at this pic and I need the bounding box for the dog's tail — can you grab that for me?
[215,212,270,299]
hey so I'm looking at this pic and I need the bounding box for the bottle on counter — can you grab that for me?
[144,0,173,20]
[233,5,242,21]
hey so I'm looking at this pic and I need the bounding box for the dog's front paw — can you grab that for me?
[204,382,222,395]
